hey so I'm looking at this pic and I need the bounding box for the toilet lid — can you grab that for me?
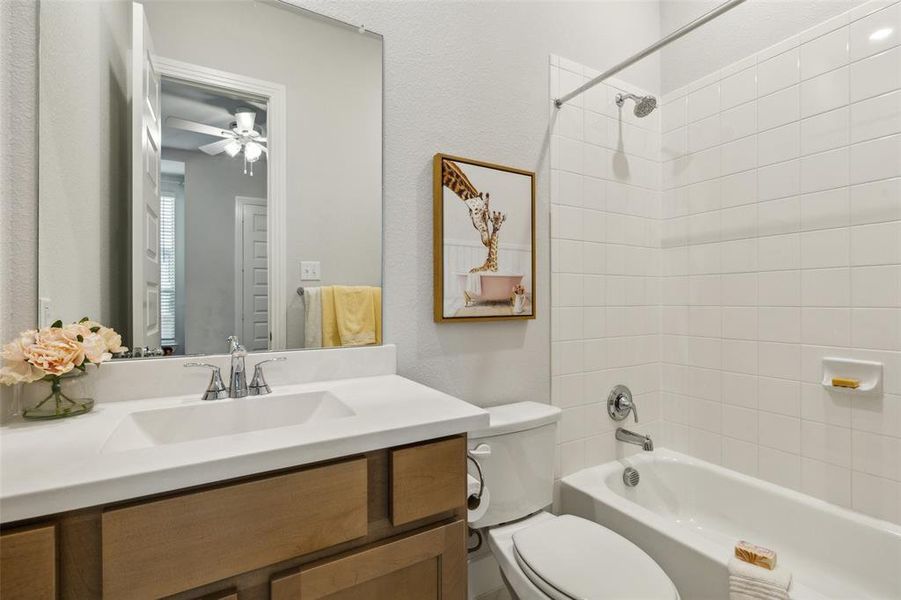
[512,515,677,599]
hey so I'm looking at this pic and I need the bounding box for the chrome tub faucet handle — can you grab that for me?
[608,384,638,423]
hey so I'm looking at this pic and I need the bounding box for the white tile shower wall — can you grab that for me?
[549,55,663,488]
[659,0,901,524]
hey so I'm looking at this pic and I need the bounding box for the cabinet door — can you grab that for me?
[271,520,466,600]
[102,458,367,599]
[390,437,466,526]
[0,523,57,600]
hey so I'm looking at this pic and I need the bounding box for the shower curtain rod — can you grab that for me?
[554,0,748,108]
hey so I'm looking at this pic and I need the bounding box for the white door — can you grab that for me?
[240,202,269,350]
[130,2,161,350]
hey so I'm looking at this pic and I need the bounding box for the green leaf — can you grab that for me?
[90,326,100,333]
[79,316,89,323]
[76,334,84,342]
[51,320,63,328]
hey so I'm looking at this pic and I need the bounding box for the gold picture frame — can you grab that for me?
[433,153,536,322]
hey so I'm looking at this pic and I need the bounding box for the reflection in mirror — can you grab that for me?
[38,0,382,359]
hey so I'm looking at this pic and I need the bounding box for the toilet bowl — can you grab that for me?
[469,402,678,600]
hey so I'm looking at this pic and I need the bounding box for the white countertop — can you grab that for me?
[0,374,488,523]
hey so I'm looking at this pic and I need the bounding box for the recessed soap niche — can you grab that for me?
[821,357,884,395]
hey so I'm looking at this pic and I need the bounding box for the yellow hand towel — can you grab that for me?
[321,286,341,348]
[333,286,379,347]
[373,287,382,345]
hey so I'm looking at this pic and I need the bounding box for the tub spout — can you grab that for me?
[616,427,654,451]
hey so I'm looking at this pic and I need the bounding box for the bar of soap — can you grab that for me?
[735,540,776,570]
[832,377,860,389]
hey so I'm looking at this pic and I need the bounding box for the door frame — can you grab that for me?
[155,56,288,350]
[234,196,267,344]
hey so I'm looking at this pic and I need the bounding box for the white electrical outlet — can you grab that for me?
[300,261,321,281]
[38,297,53,328]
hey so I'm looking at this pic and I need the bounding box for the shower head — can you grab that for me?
[615,93,657,118]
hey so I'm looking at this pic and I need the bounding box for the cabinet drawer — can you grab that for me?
[0,523,57,600]
[271,519,466,600]
[102,458,367,599]
[389,437,466,526]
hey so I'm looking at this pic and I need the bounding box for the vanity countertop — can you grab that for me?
[0,374,489,523]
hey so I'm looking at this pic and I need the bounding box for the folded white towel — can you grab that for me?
[729,557,792,589]
[730,590,784,600]
[728,557,791,600]
[303,287,322,349]
[465,272,482,296]
[730,578,790,600]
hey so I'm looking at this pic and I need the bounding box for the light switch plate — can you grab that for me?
[38,297,53,328]
[300,261,321,281]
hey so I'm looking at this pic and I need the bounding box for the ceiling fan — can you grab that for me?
[165,108,267,175]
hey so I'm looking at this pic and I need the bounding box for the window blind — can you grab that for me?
[159,195,176,345]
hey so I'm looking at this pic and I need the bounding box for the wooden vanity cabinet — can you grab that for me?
[0,523,57,599]
[0,436,468,600]
[102,458,369,599]
[270,520,466,600]
[390,436,467,526]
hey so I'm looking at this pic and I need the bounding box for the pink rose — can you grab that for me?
[23,327,85,376]
[97,327,127,354]
[81,332,112,364]
[0,330,45,385]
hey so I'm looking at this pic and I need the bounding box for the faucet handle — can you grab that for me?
[184,362,228,401]
[248,357,286,396]
[607,384,638,423]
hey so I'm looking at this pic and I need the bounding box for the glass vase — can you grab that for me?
[22,373,94,420]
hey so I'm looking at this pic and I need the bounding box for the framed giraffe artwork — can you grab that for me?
[433,153,536,322]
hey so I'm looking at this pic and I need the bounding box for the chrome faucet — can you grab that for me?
[184,336,285,400]
[227,336,248,398]
[608,384,654,451]
[616,428,655,451]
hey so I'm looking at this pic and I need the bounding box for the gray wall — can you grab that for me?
[38,0,130,332]
[2,0,662,410]
[293,0,661,408]
[1,0,38,412]
[162,149,267,355]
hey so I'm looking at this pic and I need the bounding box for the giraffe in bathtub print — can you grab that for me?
[441,158,505,272]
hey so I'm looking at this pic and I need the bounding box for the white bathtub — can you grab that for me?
[560,449,901,600]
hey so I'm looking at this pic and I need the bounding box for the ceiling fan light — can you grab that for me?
[244,141,263,162]
[224,140,242,157]
[234,108,256,133]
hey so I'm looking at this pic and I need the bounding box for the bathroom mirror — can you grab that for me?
[38,0,382,358]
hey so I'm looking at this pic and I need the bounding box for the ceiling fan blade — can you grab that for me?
[198,138,234,155]
[165,117,234,139]
[255,137,267,142]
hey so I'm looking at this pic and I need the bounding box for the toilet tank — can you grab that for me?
[468,402,561,528]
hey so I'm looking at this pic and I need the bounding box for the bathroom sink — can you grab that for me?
[101,391,354,453]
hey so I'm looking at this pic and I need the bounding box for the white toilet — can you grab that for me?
[468,401,678,600]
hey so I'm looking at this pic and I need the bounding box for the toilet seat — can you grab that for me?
[488,513,678,600]
[513,550,574,600]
